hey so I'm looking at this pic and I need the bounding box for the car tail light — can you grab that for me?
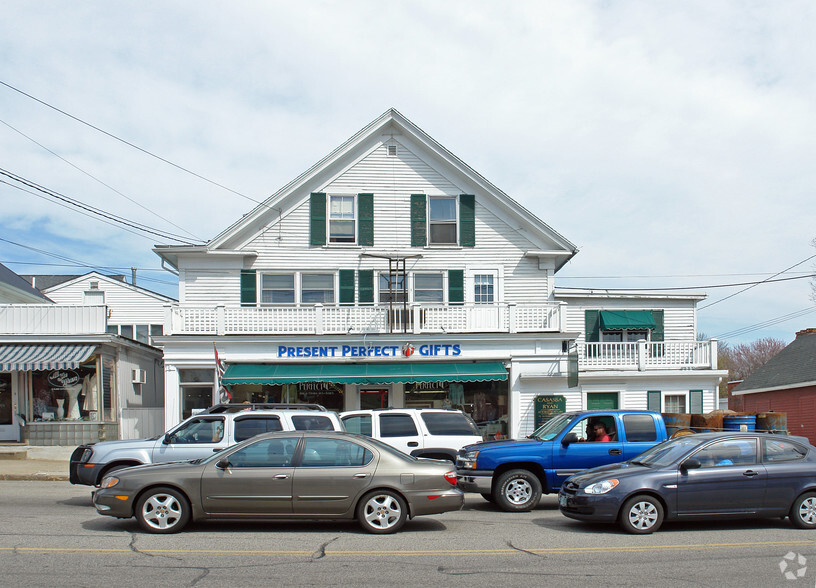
[444,471,457,486]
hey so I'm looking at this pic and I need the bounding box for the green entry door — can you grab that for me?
[587,392,619,410]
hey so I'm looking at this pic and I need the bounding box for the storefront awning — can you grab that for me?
[222,361,508,386]
[599,310,656,331]
[0,344,96,371]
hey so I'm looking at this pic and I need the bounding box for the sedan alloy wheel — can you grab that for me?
[357,490,408,534]
[135,487,190,534]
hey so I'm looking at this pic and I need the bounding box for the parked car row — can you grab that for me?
[78,406,816,536]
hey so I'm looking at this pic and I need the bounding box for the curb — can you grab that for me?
[0,473,69,481]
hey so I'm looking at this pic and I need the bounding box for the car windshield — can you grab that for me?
[529,413,575,441]
[630,436,707,467]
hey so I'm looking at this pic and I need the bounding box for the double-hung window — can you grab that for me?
[301,273,335,304]
[379,273,406,303]
[428,196,457,245]
[414,273,444,303]
[261,274,295,304]
[329,195,356,243]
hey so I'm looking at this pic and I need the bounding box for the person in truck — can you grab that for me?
[592,421,612,442]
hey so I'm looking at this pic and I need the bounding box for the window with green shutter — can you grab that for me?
[585,310,601,342]
[410,194,427,247]
[448,270,464,305]
[358,193,374,246]
[459,194,475,247]
[339,270,355,305]
[650,310,664,341]
[690,390,703,414]
[358,270,374,304]
[240,270,257,307]
[310,192,327,246]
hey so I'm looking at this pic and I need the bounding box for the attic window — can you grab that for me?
[387,145,397,156]
[90,281,99,290]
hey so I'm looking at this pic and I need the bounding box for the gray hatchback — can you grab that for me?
[93,430,463,534]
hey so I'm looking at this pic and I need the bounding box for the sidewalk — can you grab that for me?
[0,446,72,481]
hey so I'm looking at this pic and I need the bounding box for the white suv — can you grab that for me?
[340,408,483,462]
[70,403,343,486]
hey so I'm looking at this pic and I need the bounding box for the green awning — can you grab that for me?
[599,310,656,331]
[221,361,508,386]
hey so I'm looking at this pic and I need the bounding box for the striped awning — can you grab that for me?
[0,344,96,371]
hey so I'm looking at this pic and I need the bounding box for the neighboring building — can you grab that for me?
[730,328,816,442]
[0,263,52,304]
[1,269,169,444]
[153,108,726,438]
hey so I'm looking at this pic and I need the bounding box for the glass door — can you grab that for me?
[359,388,389,410]
[0,373,19,441]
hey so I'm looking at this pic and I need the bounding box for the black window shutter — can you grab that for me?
[310,192,326,246]
[358,270,374,304]
[358,193,374,246]
[240,270,257,307]
[459,194,475,247]
[339,270,355,304]
[585,310,601,342]
[647,391,661,412]
[690,390,703,414]
[448,270,464,305]
[650,310,664,341]
[410,194,427,247]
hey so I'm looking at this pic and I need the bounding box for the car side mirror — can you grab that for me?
[163,434,172,445]
[216,458,231,470]
[562,433,578,446]
[681,458,701,472]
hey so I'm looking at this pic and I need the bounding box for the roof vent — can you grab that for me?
[90,281,99,290]
[387,145,397,156]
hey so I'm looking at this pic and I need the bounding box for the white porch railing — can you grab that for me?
[0,305,107,335]
[166,302,564,335]
[579,340,718,371]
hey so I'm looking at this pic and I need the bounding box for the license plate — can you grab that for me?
[559,494,567,507]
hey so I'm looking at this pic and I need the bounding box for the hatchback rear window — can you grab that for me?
[421,412,480,436]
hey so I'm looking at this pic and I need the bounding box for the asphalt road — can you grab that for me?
[1,481,814,587]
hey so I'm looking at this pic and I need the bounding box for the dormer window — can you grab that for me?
[329,195,356,243]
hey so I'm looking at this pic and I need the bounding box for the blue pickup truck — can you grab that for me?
[456,410,670,511]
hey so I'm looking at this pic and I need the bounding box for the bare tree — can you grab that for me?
[721,337,787,382]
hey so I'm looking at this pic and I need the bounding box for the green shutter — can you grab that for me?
[410,194,427,247]
[358,193,374,246]
[647,390,661,412]
[448,270,464,305]
[459,194,475,247]
[310,192,326,246]
[358,270,374,304]
[240,270,257,307]
[339,270,355,305]
[690,390,703,414]
[585,310,601,342]
[650,310,664,342]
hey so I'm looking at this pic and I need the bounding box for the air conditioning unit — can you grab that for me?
[132,369,147,385]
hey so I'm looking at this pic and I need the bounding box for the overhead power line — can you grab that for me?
[715,306,816,340]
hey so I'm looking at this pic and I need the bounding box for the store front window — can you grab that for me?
[179,369,215,420]
[30,358,101,421]
[404,379,508,438]
[226,381,344,412]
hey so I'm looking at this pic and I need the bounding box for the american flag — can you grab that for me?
[214,343,231,401]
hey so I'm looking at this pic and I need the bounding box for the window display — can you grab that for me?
[30,360,100,421]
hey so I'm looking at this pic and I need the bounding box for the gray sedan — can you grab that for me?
[93,431,463,534]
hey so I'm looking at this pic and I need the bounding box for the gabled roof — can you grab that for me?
[155,108,578,270]
[22,274,126,290]
[0,263,52,303]
[732,329,816,395]
[39,271,177,303]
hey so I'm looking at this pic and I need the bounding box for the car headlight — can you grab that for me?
[457,450,479,469]
[80,448,93,463]
[584,479,619,494]
[100,476,120,489]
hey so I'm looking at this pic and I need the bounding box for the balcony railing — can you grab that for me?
[579,340,718,371]
[165,302,564,335]
[0,305,107,335]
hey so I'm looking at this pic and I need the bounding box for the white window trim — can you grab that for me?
[411,272,446,304]
[427,195,459,246]
[662,391,689,414]
[259,272,337,305]
[327,194,357,245]
[467,269,500,304]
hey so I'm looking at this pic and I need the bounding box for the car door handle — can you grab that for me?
[354,473,369,478]
[743,470,759,477]
[608,449,622,455]
[274,474,289,480]
[407,442,419,447]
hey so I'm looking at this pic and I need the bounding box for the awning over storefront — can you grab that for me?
[222,361,509,386]
[598,310,656,331]
[0,344,96,371]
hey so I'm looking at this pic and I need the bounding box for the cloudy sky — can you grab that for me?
[1,1,814,344]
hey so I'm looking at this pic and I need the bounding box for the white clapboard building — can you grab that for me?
[153,108,726,438]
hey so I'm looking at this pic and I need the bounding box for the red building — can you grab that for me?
[730,329,816,443]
